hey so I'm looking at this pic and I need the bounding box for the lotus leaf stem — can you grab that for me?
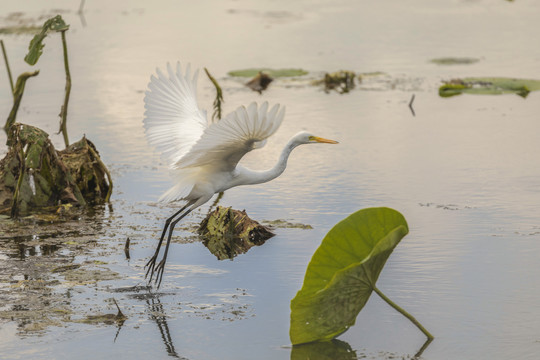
[59,29,71,148]
[1,40,14,95]
[372,285,434,341]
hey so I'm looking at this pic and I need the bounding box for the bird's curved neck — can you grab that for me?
[237,137,299,186]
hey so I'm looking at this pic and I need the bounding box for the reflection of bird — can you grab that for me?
[143,62,339,286]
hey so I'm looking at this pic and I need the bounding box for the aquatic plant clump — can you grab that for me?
[0,124,86,216]
[58,137,112,204]
[0,124,112,216]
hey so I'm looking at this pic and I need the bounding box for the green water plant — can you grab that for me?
[439,77,540,98]
[24,15,68,65]
[1,15,113,213]
[204,68,224,121]
[290,207,432,345]
[4,71,40,132]
[24,15,72,147]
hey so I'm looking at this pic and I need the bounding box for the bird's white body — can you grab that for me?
[143,62,338,286]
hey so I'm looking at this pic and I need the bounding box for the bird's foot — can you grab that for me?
[145,253,167,288]
[152,258,167,288]
[145,254,159,282]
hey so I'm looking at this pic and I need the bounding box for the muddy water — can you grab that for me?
[1,0,540,359]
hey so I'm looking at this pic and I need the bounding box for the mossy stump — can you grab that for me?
[198,206,274,260]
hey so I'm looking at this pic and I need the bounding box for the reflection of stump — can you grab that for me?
[198,206,274,260]
[0,123,111,216]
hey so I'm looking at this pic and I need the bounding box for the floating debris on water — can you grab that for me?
[228,68,308,78]
[262,219,313,229]
[430,57,480,65]
[315,70,356,94]
[245,71,274,93]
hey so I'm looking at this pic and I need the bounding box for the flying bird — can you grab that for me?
[143,62,338,287]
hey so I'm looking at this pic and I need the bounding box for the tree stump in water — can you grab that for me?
[198,206,274,260]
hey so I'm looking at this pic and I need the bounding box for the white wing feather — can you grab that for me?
[143,63,285,203]
[175,101,285,171]
[143,62,207,168]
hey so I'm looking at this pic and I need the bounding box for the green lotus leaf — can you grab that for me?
[290,207,408,345]
[439,77,540,98]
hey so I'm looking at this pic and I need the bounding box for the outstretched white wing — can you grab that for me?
[143,62,207,168]
[175,101,285,171]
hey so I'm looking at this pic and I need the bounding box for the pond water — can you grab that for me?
[1,0,540,359]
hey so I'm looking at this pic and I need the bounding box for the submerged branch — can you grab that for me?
[409,94,416,117]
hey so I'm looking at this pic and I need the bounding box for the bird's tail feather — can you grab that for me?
[158,168,198,203]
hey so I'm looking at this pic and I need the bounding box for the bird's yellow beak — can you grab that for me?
[309,136,339,144]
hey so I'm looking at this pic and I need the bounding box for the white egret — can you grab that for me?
[143,62,338,286]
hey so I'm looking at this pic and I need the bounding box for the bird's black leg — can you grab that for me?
[146,203,190,281]
[153,208,193,288]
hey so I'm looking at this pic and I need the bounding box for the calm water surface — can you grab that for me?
[1,0,540,359]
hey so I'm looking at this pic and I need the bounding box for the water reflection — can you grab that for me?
[290,337,432,360]
[109,285,187,358]
[12,243,59,259]
[145,296,185,359]
[290,340,357,360]
[201,230,273,260]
